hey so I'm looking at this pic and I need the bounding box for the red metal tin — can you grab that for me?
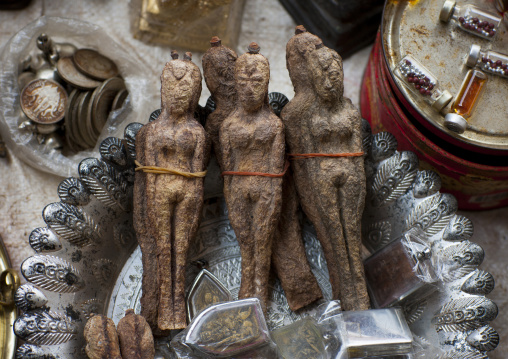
[361,32,508,210]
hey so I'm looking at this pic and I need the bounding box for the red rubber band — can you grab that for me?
[222,160,290,178]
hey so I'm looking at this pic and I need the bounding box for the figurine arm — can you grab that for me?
[219,119,234,171]
[346,100,363,152]
[192,129,209,172]
[271,122,286,172]
[139,127,158,226]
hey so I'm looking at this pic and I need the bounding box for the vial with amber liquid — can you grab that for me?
[466,44,508,79]
[440,0,502,40]
[444,69,488,134]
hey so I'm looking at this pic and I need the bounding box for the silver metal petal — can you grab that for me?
[43,202,99,247]
[79,158,130,211]
[21,255,85,293]
[14,284,48,312]
[466,326,499,352]
[14,310,77,345]
[462,270,495,295]
[99,136,128,167]
[57,177,91,206]
[29,227,62,253]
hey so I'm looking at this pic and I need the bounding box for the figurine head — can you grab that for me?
[202,36,238,104]
[161,52,202,116]
[235,43,270,113]
[285,26,323,93]
[308,44,344,103]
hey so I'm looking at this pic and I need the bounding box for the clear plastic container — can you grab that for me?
[319,308,414,358]
[363,230,437,309]
[466,44,508,79]
[440,0,502,40]
[444,69,488,134]
[393,55,452,111]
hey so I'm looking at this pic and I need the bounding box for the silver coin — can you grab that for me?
[111,88,129,111]
[21,79,67,124]
[76,91,96,148]
[64,89,84,151]
[70,92,89,150]
[73,49,119,80]
[91,77,126,134]
[56,57,102,90]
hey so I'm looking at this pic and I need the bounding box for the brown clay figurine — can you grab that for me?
[133,51,209,332]
[203,37,321,311]
[282,26,370,311]
[219,43,285,309]
[202,36,238,170]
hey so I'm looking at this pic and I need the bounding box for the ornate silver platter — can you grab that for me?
[14,98,499,358]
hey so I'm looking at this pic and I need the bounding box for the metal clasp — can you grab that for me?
[0,268,20,307]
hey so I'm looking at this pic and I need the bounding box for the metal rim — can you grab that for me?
[0,237,18,359]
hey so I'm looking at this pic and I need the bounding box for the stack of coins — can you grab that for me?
[20,45,128,152]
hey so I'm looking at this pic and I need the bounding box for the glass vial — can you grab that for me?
[394,55,452,111]
[466,44,508,79]
[440,0,502,40]
[444,69,488,134]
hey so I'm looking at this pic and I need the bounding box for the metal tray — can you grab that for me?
[13,115,499,358]
[382,0,508,152]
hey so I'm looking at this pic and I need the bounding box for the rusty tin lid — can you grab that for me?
[382,0,508,152]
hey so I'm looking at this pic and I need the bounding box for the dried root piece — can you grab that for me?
[83,314,122,359]
[272,172,323,311]
[117,309,155,359]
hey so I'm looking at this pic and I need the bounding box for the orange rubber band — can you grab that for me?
[288,152,364,159]
[222,160,290,178]
[135,160,207,178]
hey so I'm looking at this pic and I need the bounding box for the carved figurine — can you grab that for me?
[202,36,238,170]
[282,26,370,311]
[133,51,209,332]
[203,37,321,311]
[219,43,285,309]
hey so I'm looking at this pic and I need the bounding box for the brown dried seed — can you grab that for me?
[117,309,155,359]
[83,314,122,359]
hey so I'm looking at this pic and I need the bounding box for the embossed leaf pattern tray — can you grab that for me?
[13,100,498,358]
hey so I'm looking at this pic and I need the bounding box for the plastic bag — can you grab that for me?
[0,16,158,177]
[171,298,278,358]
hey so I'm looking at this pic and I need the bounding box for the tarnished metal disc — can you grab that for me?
[91,77,126,134]
[56,56,102,90]
[73,49,119,80]
[111,89,129,111]
[64,89,84,151]
[20,79,67,124]
[76,91,96,148]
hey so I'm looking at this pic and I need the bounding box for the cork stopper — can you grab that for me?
[125,309,135,316]
[210,36,221,47]
[248,42,260,54]
[295,25,307,34]
[183,52,192,61]
[171,50,179,60]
